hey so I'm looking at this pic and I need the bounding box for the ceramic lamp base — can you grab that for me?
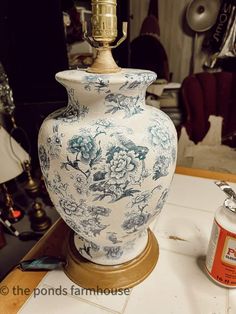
[64,228,159,291]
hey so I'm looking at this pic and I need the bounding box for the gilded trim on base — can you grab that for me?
[63,229,159,290]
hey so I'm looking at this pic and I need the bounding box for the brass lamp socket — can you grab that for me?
[91,0,118,44]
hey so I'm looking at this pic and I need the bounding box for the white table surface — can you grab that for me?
[18,174,236,314]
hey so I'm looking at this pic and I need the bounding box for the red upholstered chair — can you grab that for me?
[181,71,236,148]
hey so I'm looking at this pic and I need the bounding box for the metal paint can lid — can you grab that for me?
[215,181,236,213]
[224,198,236,213]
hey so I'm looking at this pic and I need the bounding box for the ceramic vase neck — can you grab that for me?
[56,69,157,113]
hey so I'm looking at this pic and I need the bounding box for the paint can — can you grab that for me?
[205,181,236,288]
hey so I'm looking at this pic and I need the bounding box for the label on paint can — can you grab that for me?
[206,218,236,288]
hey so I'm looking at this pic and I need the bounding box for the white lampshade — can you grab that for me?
[0,125,29,183]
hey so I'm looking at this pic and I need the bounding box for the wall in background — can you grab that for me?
[130,0,207,83]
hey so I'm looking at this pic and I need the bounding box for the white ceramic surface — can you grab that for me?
[38,69,177,265]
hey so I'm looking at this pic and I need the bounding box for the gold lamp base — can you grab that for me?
[63,228,159,291]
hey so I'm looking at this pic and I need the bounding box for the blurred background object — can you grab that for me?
[0,125,29,222]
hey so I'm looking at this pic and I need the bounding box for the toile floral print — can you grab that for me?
[82,75,111,94]
[38,68,177,265]
[105,93,143,118]
[38,145,50,175]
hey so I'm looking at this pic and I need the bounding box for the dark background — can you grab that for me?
[0,0,130,167]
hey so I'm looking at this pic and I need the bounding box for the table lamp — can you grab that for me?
[0,125,29,222]
[38,0,177,290]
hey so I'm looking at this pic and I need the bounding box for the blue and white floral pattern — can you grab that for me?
[38,68,177,265]
[38,145,50,175]
[153,155,171,180]
[105,93,143,118]
[120,72,156,90]
[130,190,152,209]
[62,131,102,175]
[107,232,122,244]
[50,88,88,122]
[77,236,100,259]
[122,185,162,234]
[60,199,112,238]
[46,125,63,159]
[149,122,172,150]
[68,134,98,162]
[122,211,150,233]
[155,188,169,214]
[104,246,123,260]
[107,149,138,184]
[44,172,68,198]
[74,235,125,260]
[171,147,177,164]
[73,173,88,195]
[65,217,83,235]
[82,75,110,94]
[94,119,114,129]
[90,135,149,202]
[60,198,79,216]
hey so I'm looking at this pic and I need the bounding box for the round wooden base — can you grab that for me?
[63,229,159,291]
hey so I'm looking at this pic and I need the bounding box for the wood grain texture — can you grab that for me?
[176,166,236,182]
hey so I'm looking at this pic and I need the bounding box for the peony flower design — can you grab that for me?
[122,212,150,233]
[107,149,138,184]
[68,135,97,162]
[59,198,79,216]
[149,123,172,150]
[38,145,50,173]
[90,138,147,202]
